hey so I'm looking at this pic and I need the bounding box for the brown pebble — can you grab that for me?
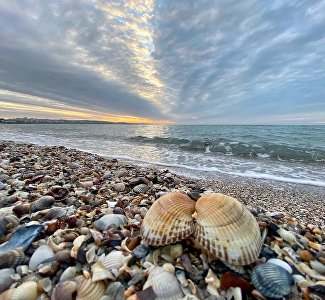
[127,236,140,251]
[305,232,315,242]
[220,272,253,294]
[300,250,314,262]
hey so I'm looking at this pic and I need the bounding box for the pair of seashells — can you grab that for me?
[141,193,262,266]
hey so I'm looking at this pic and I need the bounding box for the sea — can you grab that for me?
[0,124,324,187]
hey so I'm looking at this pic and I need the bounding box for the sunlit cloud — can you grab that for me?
[0,0,324,124]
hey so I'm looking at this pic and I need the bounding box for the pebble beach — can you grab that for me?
[0,140,324,299]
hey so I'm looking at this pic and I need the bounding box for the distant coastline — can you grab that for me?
[0,117,145,125]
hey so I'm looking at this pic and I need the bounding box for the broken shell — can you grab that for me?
[143,266,184,300]
[29,245,54,271]
[310,260,325,275]
[195,193,262,265]
[75,275,105,300]
[220,272,253,294]
[93,214,127,231]
[141,193,195,246]
[300,250,314,262]
[251,263,293,299]
[91,260,115,282]
[86,245,97,264]
[51,281,77,300]
[31,196,55,212]
[12,204,31,218]
[71,235,87,259]
[0,248,25,269]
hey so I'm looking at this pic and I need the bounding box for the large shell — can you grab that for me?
[251,263,293,298]
[0,248,25,268]
[194,193,261,265]
[51,281,77,300]
[10,281,39,300]
[75,275,106,300]
[31,196,55,212]
[143,266,184,300]
[29,245,54,271]
[140,193,195,246]
[93,214,127,231]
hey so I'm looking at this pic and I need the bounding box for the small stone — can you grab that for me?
[113,183,125,192]
[300,250,314,262]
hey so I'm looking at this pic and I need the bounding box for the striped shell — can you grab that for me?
[133,184,149,194]
[251,263,293,298]
[194,193,261,265]
[29,245,54,271]
[11,281,39,300]
[51,281,77,300]
[141,193,195,246]
[143,266,184,300]
[0,248,25,268]
[103,250,125,272]
[75,275,106,300]
[31,196,55,212]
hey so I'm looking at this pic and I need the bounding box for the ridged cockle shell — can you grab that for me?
[75,275,105,300]
[141,193,195,246]
[194,193,262,265]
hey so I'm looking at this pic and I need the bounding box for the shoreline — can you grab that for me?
[1,140,324,228]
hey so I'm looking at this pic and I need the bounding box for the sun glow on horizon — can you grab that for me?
[0,89,173,124]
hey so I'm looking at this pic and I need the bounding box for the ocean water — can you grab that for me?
[0,124,324,187]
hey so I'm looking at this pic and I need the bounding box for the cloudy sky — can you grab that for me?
[0,0,324,124]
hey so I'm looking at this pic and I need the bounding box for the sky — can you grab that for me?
[0,0,324,124]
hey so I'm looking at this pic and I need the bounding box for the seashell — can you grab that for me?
[0,248,25,268]
[0,268,15,293]
[31,196,55,212]
[91,260,115,282]
[0,224,43,253]
[86,245,97,264]
[71,235,88,259]
[293,274,313,289]
[11,281,39,300]
[113,183,125,192]
[60,266,77,282]
[133,184,149,194]
[54,249,72,263]
[161,244,183,262]
[0,215,19,235]
[49,186,69,200]
[39,277,52,293]
[51,281,77,300]
[251,263,293,299]
[104,282,125,299]
[194,193,262,265]
[43,207,67,220]
[79,181,93,188]
[38,261,60,276]
[0,288,15,300]
[89,229,103,246]
[93,214,127,231]
[310,260,325,274]
[47,236,68,253]
[29,245,54,271]
[103,250,125,272]
[12,204,31,218]
[297,263,325,281]
[75,275,106,300]
[143,266,184,300]
[266,258,293,274]
[141,193,195,246]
